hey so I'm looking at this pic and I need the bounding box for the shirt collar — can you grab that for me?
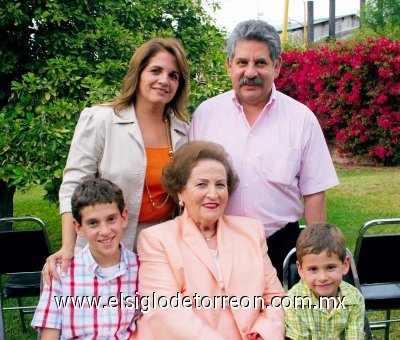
[231,84,278,116]
[112,104,187,137]
[112,104,136,123]
[299,278,359,308]
[82,243,128,281]
[337,281,359,305]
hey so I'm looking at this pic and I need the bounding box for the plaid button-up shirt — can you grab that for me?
[32,244,139,339]
[285,279,365,339]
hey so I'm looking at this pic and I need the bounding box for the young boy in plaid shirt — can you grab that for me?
[285,223,365,339]
[32,179,139,339]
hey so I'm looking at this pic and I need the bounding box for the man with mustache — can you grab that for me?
[189,20,339,282]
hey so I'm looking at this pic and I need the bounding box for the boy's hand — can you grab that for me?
[42,246,74,286]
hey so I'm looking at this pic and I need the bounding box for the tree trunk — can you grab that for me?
[0,180,16,230]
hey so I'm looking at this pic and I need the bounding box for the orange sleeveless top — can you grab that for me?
[138,147,174,223]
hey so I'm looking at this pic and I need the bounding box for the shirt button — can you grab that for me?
[242,327,248,333]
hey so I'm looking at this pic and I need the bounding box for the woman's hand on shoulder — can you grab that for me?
[42,246,74,287]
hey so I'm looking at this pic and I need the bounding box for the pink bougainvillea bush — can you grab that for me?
[276,37,400,165]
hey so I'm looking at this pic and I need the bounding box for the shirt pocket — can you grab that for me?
[261,146,300,186]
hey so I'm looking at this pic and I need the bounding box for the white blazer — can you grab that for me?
[59,104,188,251]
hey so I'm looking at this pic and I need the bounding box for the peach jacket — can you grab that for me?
[59,104,188,251]
[135,211,285,339]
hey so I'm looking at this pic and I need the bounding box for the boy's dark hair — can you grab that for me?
[71,179,125,225]
[296,223,347,263]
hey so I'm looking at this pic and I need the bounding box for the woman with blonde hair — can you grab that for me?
[44,38,190,284]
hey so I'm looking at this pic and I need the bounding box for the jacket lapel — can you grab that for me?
[217,216,233,287]
[168,113,188,150]
[179,211,219,282]
[112,108,186,151]
[113,105,145,149]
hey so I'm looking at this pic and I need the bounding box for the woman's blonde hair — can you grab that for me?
[112,38,190,122]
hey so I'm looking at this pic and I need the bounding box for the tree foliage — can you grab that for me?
[359,0,400,38]
[0,0,230,204]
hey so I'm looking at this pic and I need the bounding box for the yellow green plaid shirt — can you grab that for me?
[285,279,365,339]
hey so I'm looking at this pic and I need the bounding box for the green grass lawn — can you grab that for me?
[2,165,400,339]
[328,165,400,252]
[1,186,61,340]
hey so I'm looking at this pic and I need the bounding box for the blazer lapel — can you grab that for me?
[217,216,233,287]
[179,211,219,282]
[113,105,145,149]
[168,112,188,150]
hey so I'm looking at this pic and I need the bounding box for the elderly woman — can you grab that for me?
[135,141,284,340]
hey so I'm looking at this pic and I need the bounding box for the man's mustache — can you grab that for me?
[239,76,264,86]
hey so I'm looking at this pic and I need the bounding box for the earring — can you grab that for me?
[178,201,184,215]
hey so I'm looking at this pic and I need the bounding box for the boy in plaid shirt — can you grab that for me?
[285,223,365,339]
[32,179,139,339]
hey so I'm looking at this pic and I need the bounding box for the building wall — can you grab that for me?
[282,14,360,44]
[313,15,360,41]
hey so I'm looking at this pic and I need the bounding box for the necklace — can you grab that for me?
[203,229,217,242]
[144,118,173,209]
[164,117,174,158]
